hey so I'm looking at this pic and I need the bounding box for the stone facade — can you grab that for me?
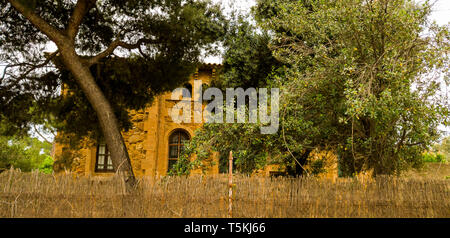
[53,64,220,177]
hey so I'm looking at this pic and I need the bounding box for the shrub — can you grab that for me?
[422,152,446,163]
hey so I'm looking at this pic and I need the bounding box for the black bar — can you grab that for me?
[0,218,448,237]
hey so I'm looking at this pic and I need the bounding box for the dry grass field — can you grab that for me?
[0,167,449,218]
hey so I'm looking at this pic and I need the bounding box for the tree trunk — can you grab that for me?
[6,0,137,190]
[59,46,137,190]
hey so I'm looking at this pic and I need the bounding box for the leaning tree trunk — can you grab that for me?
[59,46,137,189]
[6,0,137,189]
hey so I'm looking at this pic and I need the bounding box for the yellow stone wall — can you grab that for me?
[53,65,220,177]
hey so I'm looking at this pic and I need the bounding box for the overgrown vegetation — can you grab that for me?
[177,0,450,177]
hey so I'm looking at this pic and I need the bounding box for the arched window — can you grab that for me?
[168,130,190,171]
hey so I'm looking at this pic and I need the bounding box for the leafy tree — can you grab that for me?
[0,0,227,187]
[0,134,53,173]
[267,0,449,175]
[212,17,282,90]
[178,0,449,176]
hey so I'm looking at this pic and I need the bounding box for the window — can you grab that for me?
[95,143,114,172]
[168,130,190,171]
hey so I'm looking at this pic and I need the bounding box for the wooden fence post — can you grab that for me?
[228,151,233,218]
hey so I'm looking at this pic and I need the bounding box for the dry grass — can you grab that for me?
[402,163,450,180]
[0,169,449,218]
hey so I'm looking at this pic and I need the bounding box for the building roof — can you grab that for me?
[198,63,222,70]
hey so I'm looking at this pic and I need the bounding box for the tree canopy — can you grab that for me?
[0,0,228,184]
[1,0,226,139]
[175,0,450,177]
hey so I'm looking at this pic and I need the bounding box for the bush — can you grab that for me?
[422,152,446,163]
[38,156,54,174]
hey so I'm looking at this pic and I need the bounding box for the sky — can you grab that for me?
[1,0,449,141]
[424,0,450,135]
[428,0,450,25]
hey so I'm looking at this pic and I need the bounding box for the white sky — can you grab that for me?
[427,0,450,135]
[429,0,450,25]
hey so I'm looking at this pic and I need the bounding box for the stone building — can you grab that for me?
[53,63,339,178]
[53,64,220,177]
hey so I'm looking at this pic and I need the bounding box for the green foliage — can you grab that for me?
[38,155,54,174]
[268,0,448,176]
[0,0,228,143]
[0,135,53,173]
[212,17,282,90]
[422,152,446,163]
[178,0,450,177]
[168,153,199,176]
[181,122,272,175]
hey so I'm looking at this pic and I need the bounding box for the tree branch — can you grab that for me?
[66,0,97,40]
[33,124,52,144]
[84,38,161,66]
[7,0,66,45]
[405,142,424,146]
[1,51,59,81]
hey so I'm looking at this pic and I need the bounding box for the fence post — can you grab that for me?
[228,151,233,218]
